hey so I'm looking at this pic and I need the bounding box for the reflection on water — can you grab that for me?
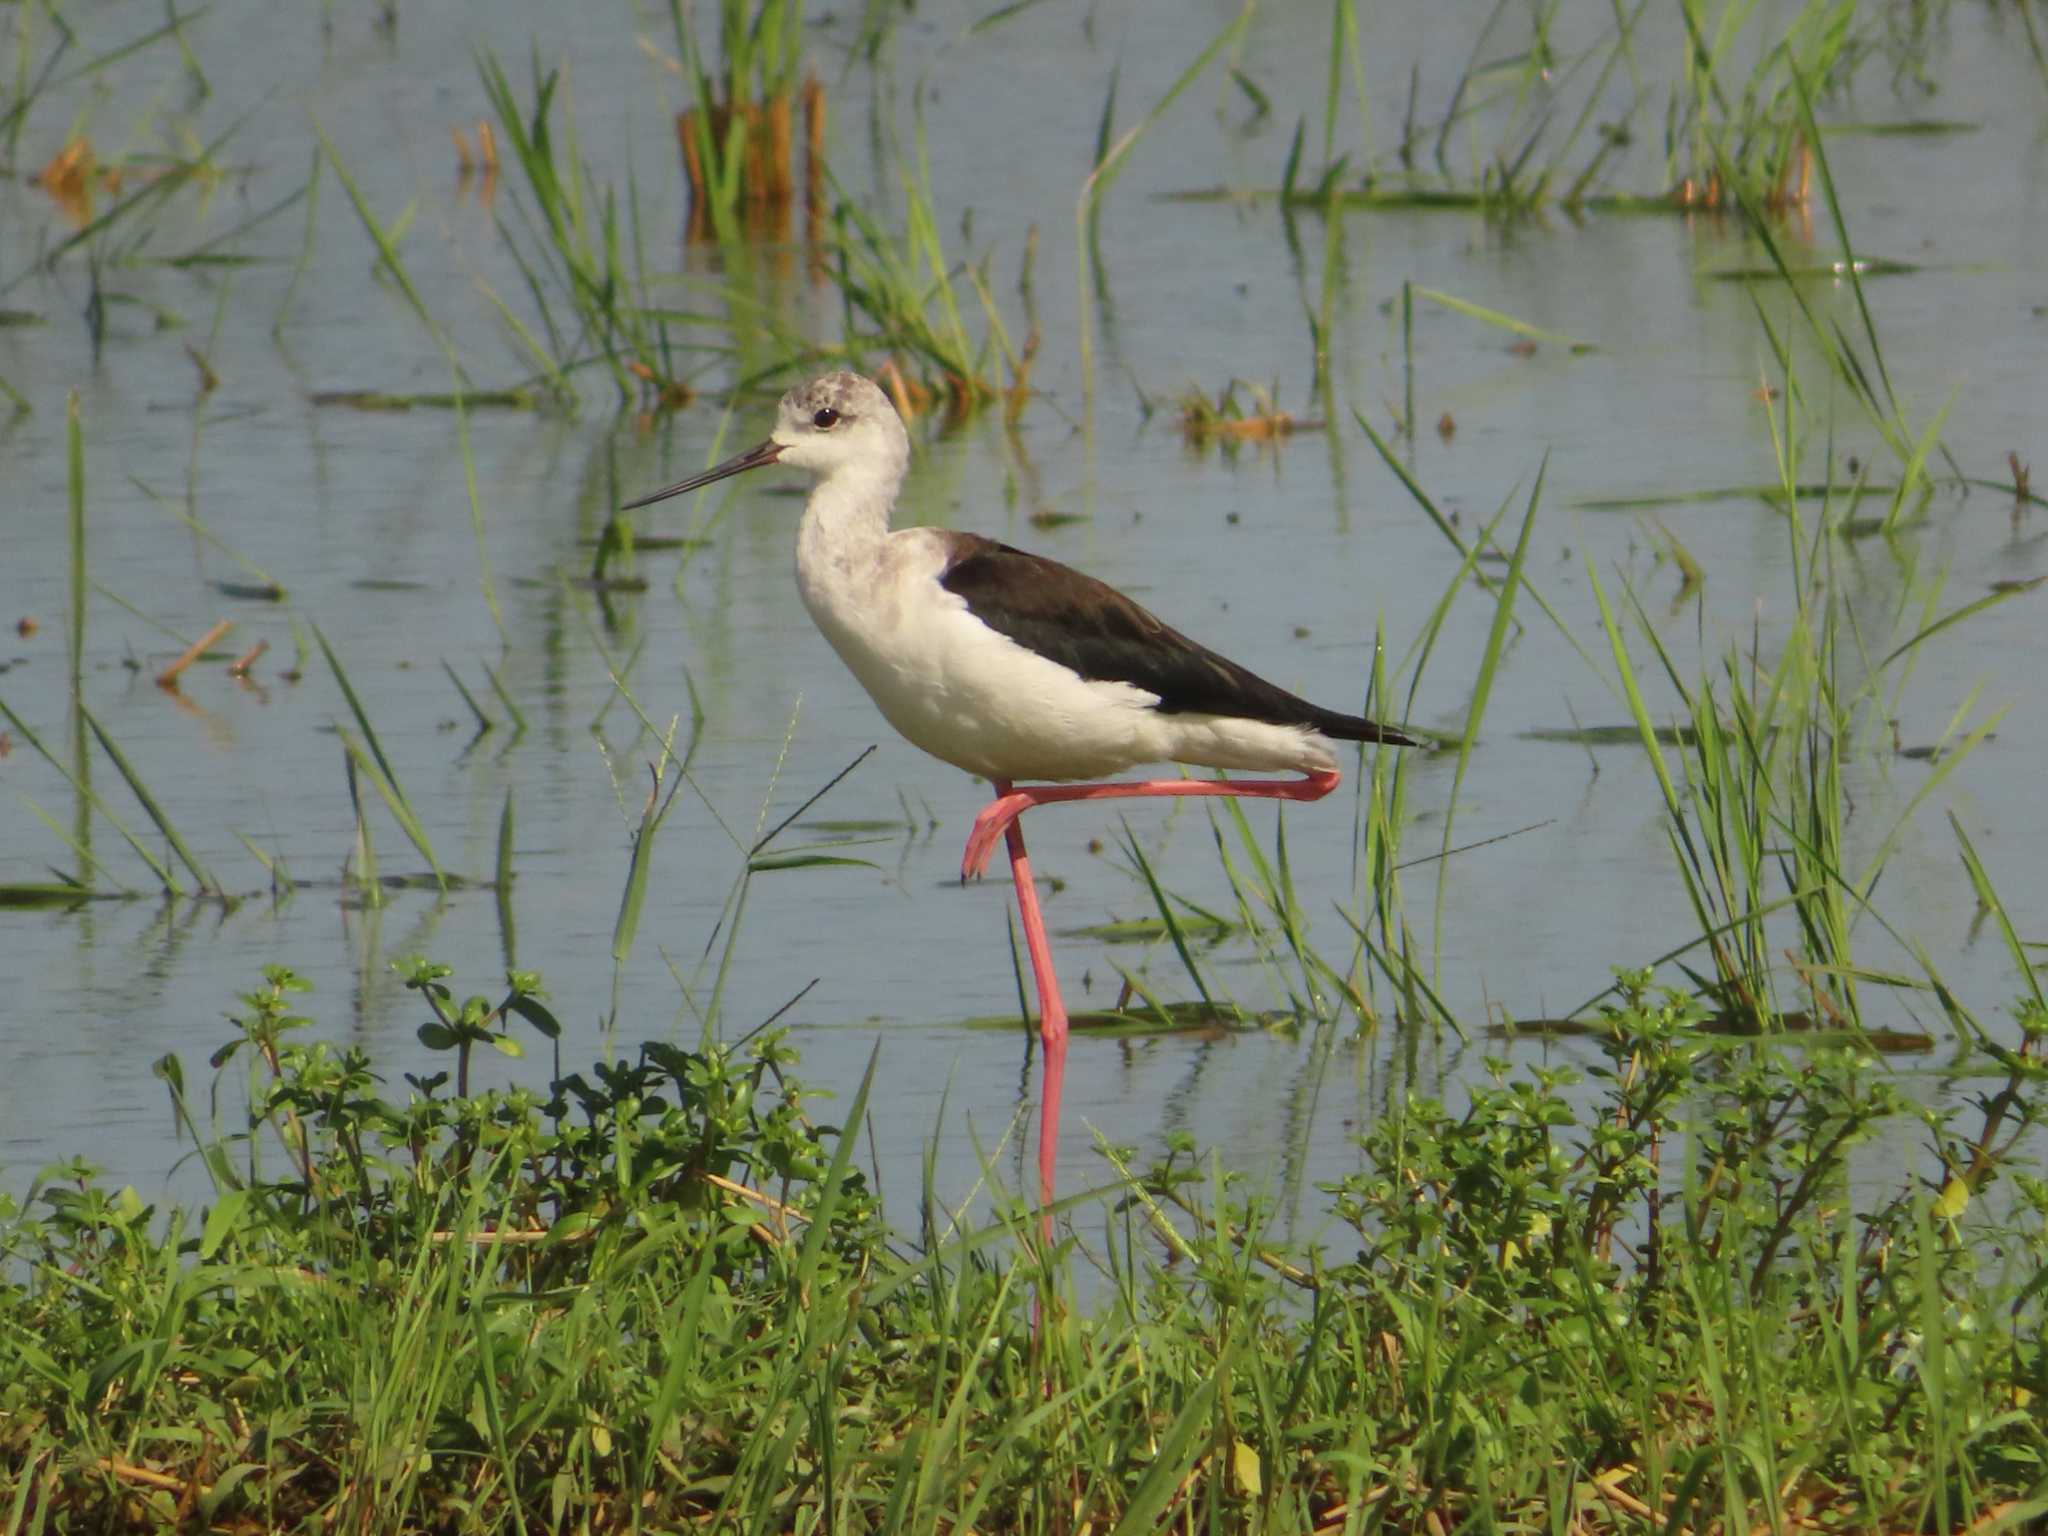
[0,1,2043,1227]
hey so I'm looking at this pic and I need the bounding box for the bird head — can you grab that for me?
[621,371,908,511]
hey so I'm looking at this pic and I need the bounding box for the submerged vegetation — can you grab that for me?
[3,0,2047,1528]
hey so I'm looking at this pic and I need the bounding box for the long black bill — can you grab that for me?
[619,438,783,511]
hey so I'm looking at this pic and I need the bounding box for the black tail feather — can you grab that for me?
[1310,707,1417,749]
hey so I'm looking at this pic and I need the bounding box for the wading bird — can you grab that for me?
[625,373,1413,1238]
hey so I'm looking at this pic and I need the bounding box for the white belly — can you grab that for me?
[796,530,1335,783]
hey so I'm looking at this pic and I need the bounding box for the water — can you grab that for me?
[2,0,2043,1224]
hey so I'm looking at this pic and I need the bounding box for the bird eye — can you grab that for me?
[812,407,840,430]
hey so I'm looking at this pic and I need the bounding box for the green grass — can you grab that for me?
[667,0,811,242]
[825,131,1030,417]
[477,52,683,410]
[2,958,2043,1532]
[1175,0,1977,235]
[314,626,446,892]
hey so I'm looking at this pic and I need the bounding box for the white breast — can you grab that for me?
[795,527,1334,783]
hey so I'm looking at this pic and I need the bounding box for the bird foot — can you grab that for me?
[961,790,1036,882]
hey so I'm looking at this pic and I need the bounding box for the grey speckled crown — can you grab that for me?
[784,371,882,419]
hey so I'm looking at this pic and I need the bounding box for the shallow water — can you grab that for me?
[2,0,2043,1227]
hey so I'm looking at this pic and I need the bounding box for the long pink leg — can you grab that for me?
[992,779,1068,1247]
[977,767,1345,1247]
[962,768,1342,882]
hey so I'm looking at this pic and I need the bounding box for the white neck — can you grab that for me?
[796,458,902,582]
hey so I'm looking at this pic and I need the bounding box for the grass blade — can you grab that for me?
[337,732,444,889]
[441,660,493,733]
[1412,284,1594,351]
[308,118,469,387]
[496,788,517,966]
[1108,1342,1234,1536]
[1949,813,2047,1020]
[1440,459,1543,858]
[343,749,381,905]
[0,698,172,889]
[611,733,683,964]
[7,787,128,894]
[1877,582,2039,673]
[312,624,442,885]
[787,1040,881,1321]
[66,391,84,691]
[81,708,211,893]
[1119,820,1219,1016]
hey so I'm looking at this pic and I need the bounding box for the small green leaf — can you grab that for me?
[549,1212,598,1243]
[200,1190,251,1259]
[747,853,880,873]
[1412,283,1595,351]
[1933,1177,1969,1220]
[506,994,562,1039]
[418,1023,458,1050]
[491,1035,524,1058]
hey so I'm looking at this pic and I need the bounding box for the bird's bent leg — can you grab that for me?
[960,767,1343,882]
[992,779,1068,1248]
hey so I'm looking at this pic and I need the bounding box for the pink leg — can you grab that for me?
[992,779,1067,1248]
[962,768,1342,882]
[976,767,1345,1249]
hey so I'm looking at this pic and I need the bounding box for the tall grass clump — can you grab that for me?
[478,54,690,412]
[1225,0,1907,219]
[826,111,1036,422]
[1660,0,1857,213]
[668,0,822,243]
[1573,313,2012,1037]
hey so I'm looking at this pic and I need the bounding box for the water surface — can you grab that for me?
[2,0,2043,1224]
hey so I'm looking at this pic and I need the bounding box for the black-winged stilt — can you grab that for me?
[626,372,1414,1238]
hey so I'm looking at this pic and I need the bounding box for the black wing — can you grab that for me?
[936,535,1411,746]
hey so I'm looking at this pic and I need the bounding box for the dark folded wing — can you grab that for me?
[936,534,1407,744]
